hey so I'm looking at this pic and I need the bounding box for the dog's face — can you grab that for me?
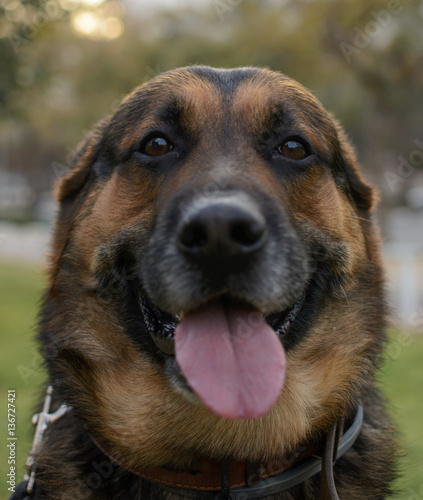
[43,66,384,469]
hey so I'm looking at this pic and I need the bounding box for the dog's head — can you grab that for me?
[43,66,385,468]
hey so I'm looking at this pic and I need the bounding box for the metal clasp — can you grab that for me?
[24,386,70,494]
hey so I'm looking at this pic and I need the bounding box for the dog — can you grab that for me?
[26,66,397,499]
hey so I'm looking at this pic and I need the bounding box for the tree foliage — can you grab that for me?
[0,0,422,206]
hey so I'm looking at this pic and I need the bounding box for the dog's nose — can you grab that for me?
[177,199,266,259]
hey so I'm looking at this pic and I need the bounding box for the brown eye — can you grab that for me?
[278,139,308,160]
[142,136,172,156]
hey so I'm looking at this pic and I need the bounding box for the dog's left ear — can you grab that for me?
[335,122,378,214]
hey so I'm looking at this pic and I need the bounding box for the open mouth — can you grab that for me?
[139,293,307,356]
[138,292,307,419]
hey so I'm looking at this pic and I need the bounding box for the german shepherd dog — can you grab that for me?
[30,67,397,499]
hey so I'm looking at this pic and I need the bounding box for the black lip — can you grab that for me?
[265,290,307,336]
[138,290,308,356]
[139,296,178,354]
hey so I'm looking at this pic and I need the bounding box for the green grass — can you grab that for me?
[380,332,423,498]
[0,259,422,499]
[0,261,46,500]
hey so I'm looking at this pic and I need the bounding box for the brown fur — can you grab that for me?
[32,66,397,499]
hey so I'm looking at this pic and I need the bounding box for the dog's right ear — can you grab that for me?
[54,116,111,204]
[50,117,110,272]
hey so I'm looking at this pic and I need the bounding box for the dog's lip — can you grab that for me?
[265,291,307,336]
[139,291,307,356]
[150,333,176,355]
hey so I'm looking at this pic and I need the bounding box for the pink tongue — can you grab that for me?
[175,300,286,419]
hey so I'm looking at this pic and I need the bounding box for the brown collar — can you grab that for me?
[127,443,321,491]
[91,405,364,499]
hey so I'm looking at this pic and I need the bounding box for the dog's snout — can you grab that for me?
[177,200,266,259]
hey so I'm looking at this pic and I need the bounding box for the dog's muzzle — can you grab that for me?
[140,190,309,419]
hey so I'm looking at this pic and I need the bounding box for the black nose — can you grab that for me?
[177,200,266,259]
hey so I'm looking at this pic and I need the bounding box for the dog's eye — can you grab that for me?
[142,136,172,156]
[278,139,308,160]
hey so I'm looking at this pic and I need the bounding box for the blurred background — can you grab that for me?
[0,0,422,498]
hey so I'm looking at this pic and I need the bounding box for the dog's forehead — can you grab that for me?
[110,69,222,150]
[111,67,335,151]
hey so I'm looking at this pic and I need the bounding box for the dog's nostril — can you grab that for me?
[179,223,208,249]
[230,220,264,248]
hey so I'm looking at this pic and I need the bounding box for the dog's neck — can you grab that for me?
[24,387,363,500]
[90,405,363,500]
